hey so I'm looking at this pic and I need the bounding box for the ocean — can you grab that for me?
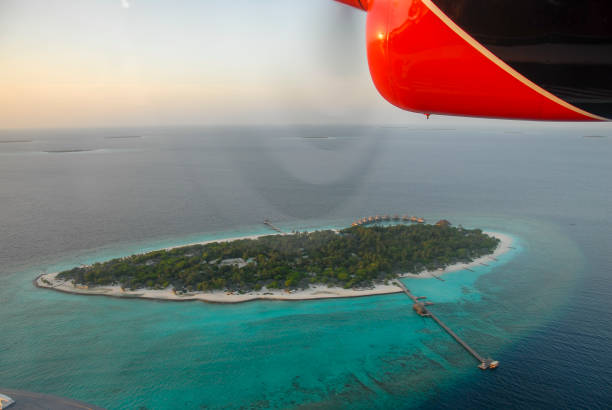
[0,124,610,409]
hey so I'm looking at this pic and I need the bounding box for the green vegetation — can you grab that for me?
[58,224,499,293]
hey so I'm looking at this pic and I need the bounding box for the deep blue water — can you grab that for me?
[0,124,610,409]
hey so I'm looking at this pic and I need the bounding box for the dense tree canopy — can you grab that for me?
[58,225,499,293]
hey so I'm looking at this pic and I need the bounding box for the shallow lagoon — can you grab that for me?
[1,218,584,409]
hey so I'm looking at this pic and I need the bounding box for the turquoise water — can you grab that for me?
[1,218,582,409]
[1,125,609,408]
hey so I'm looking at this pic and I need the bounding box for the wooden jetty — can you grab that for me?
[263,219,284,233]
[395,280,498,370]
[429,271,445,282]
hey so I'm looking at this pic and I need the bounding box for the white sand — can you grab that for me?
[164,233,282,251]
[399,231,513,279]
[35,232,512,303]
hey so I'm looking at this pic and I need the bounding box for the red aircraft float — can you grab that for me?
[334,0,612,121]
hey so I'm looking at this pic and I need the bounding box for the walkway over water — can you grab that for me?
[263,219,284,233]
[395,280,498,370]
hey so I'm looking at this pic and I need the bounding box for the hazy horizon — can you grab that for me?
[0,0,430,129]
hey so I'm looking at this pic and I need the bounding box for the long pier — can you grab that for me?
[395,280,498,370]
[263,219,284,233]
[428,271,445,282]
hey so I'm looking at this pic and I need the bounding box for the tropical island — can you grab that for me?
[36,223,511,303]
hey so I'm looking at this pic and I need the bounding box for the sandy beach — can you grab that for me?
[164,233,282,251]
[35,231,512,303]
[399,231,514,279]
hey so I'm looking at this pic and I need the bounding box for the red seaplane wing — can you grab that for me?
[334,0,612,121]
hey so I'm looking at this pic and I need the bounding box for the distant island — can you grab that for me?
[44,149,96,153]
[0,139,32,144]
[36,224,510,303]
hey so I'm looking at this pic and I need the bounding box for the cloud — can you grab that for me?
[121,0,130,9]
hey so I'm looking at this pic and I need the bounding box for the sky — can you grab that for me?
[0,0,426,129]
[1,1,610,132]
